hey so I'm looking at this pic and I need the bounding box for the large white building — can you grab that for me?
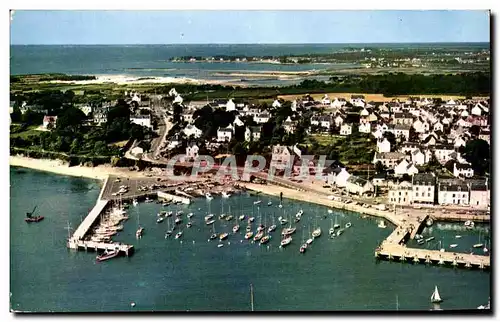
[130,115,152,129]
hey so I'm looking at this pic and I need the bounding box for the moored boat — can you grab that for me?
[430,286,443,303]
[175,218,182,224]
[157,217,164,223]
[245,231,254,239]
[222,191,231,198]
[306,238,313,245]
[238,215,245,221]
[205,192,213,200]
[233,224,240,233]
[426,236,435,243]
[253,230,264,241]
[253,200,262,205]
[135,226,144,239]
[312,227,321,238]
[96,249,119,262]
[219,232,229,241]
[268,224,277,233]
[299,244,307,253]
[345,222,352,229]
[175,231,183,239]
[259,235,270,244]
[205,214,215,221]
[280,236,292,247]
[378,220,387,229]
[281,227,296,236]
[206,219,215,225]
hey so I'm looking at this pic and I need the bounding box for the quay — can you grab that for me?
[67,175,202,257]
[242,182,490,270]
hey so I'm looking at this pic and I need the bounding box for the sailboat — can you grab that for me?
[329,218,335,235]
[333,214,340,229]
[132,199,138,207]
[165,218,173,238]
[135,207,143,239]
[378,220,387,229]
[205,192,213,200]
[233,212,240,233]
[312,214,321,238]
[210,221,217,240]
[473,230,484,248]
[268,214,277,233]
[306,223,314,244]
[25,205,44,223]
[430,286,443,303]
[222,191,231,198]
[281,209,296,236]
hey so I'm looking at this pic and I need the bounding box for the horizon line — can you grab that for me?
[10,41,491,46]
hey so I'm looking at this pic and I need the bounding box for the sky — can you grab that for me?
[10,10,490,45]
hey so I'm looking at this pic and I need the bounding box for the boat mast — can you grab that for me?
[250,283,254,312]
[396,295,399,311]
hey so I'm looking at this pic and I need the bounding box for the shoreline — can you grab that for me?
[10,155,144,181]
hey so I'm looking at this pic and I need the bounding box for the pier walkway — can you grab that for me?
[71,199,109,240]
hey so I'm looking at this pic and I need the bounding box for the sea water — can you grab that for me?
[10,167,490,312]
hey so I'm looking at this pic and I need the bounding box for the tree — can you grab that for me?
[172,103,183,124]
[10,106,22,123]
[375,161,387,174]
[462,139,490,175]
[469,125,481,137]
[383,131,397,147]
[56,106,86,132]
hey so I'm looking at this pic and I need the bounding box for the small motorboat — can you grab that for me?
[165,231,172,238]
[232,224,240,233]
[206,219,215,225]
[278,217,288,225]
[268,224,277,233]
[415,234,423,240]
[176,211,184,216]
[210,233,217,240]
[157,217,164,223]
[281,227,296,236]
[25,216,45,223]
[205,192,213,200]
[345,222,352,229]
[187,213,194,219]
[259,235,270,244]
[257,225,265,232]
[253,200,262,205]
[186,222,193,228]
[175,218,182,224]
[175,231,183,239]
[267,202,272,206]
[248,217,255,223]
[219,233,229,241]
[336,228,344,236]
[455,235,462,239]
[238,215,245,221]
[217,244,224,248]
[306,238,313,245]
[246,225,252,232]
[165,211,173,217]
[299,244,307,253]
[278,204,283,208]
[417,239,425,245]
[253,230,264,241]
[245,231,254,239]
[280,236,292,247]
[426,237,435,243]
[378,220,387,229]
[219,214,226,220]
[473,243,484,248]
[225,215,234,221]
[329,228,335,235]
[136,226,144,239]
[312,228,321,238]
[221,191,231,198]
[205,214,214,221]
[465,220,475,229]
[450,244,458,248]
[96,249,119,262]
[145,197,153,203]
[426,218,434,227]
[132,199,138,207]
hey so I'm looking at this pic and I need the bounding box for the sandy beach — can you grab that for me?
[10,156,144,181]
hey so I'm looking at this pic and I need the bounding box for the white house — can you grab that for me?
[411,149,427,166]
[469,179,489,209]
[340,123,353,136]
[346,175,374,195]
[433,121,444,132]
[130,146,144,158]
[330,98,347,109]
[453,163,474,178]
[412,173,436,205]
[434,145,455,164]
[217,126,233,142]
[283,116,297,134]
[454,136,467,148]
[359,122,371,134]
[321,94,331,105]
[226,99,236,112]
[233,116,245,127]
[272,99,282,108]
[334,115,345,127]
[438,180,469,206]
[76,104,92,116]
[388,181,413,205]
[183,124,203,138]
[173,94,183,104]
[377,138,391,153]
[130,115,152,129]
[360,108,370,117]
[471,104,483,116]
[394,159,419,177]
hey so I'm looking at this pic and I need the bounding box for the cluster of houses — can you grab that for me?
[11,90,154,130]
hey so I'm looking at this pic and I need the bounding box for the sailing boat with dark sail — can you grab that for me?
[25,205,44,223]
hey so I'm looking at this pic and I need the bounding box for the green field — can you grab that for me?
[10,124,44,139]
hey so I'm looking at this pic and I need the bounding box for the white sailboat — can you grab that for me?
[333,214,340,229]
[430,286,443,303]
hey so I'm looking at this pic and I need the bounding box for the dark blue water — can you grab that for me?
[10,43,488,79]
[10,167,491,312]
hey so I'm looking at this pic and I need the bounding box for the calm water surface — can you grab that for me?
[10,167,490,312]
